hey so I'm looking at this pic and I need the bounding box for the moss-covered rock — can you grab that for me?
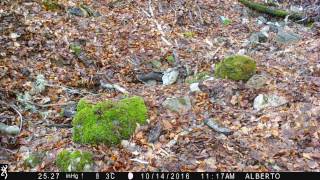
[56,150,93,172]
[215,55,256,81]
[24,152,45,168]
[72,96,148,145]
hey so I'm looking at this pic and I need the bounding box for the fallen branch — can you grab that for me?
[238,0,311,23]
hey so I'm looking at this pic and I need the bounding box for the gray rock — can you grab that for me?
[148,122,162,143]
[253,94,288,111]
[249,32,268,44]
[62,102,77,118]
[276,29,300,44]
[266,21,281,32]
[246,74,270,89]
[257,16,267,25]
[162,96,191,114]
[137,71,163,82]
[162,68,179,85]
[68,7,87,17]
[190,83,201,92]
[204,118,232,136]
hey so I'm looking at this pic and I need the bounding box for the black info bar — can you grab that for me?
[1,165,319,180]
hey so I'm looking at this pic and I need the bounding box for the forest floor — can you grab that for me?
[0,0,319,171]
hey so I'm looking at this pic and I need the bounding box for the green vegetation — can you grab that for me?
[56,150,93,172]
[72,96,148,145]
[215,55,256,81]
[166,55,175,63]
[24,152,45,168]
[42,0,62,11]
[220,16,232,26]
[238,0,306,22]
[185,71,211,84]
[183,31,196,38]
[70,44,82,56]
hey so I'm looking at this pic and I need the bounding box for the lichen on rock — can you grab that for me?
[72,96,148,145]
[56,150,93,172]
[214,55,256,81]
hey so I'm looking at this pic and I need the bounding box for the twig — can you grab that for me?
[0,101,23,133]
[139,1,173,46]
[195,0,204,24]
[45,123,72,128]
[27,101,76,108]
[0,147,16,154]
[45,83,97,96]
[130,158,149,164]
[9,105,23,131]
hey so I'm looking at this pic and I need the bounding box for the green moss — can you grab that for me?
[215,55,256,81]
[238,0,305,22]
[220,16,232,26]
[183,31,196,38]
[70,44,82,57]
[185,71,211,84]
[166,55,175,63]
[42,0,62,11]
[72,96,148,145]
[24,152,45,168]
[56,150,93,172]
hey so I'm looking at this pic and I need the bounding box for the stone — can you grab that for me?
[246,74,270,89]
[204,118,232,136]
[162,68,179,85]
[257,16,267,25]
[190,83,201,92]
[215,55,256,81]
[68,7,88,17]
[162,96,192,114]
[249,32,268,44]
[253,94,288,111]
[148,122,162,143]
[61,102,77,118]
[276,29,300,44]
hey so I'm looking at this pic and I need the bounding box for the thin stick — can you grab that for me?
[0,147,16,154]
[9,105,23,131]
[45,123,72,128]
[27,101,76,108]
[0,101,23,133]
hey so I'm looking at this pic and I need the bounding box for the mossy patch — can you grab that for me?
[72,96,148,145]
[56,150,93,172]
[185,71,211,84]
[42,0,62,11]
[220,16,232,26]
[24,152,45,168]
[165,55,175,64]
[183,31,196,38]
[70,44,82,57]
[215,55,256,81]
